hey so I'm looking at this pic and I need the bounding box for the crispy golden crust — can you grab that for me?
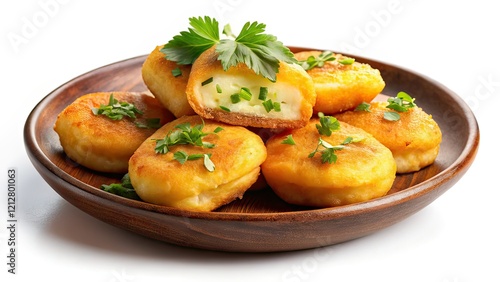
[262,120,396,207]
[186,46,316,129]
[141,46,195,118]
[335,102,442,173]
[53,92,175,173]
[128,115,267,211]
[294,50,385,114]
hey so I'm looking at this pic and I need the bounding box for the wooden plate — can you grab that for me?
[24,47,480,252]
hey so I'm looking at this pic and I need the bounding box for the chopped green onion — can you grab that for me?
[262,99,274,112]
[230,93,241,103]
[219,105,231,112]
[239,87,252,101]
[201,77,213,86]
[258,87,268,100]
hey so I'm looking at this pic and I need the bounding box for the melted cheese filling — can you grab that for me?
[195,74,303,120]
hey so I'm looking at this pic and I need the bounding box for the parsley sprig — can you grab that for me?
[308,137,356,164]
[92,94,143,120]
[298,51,355,71]
[308,113,361,164]
[160,16,297,82]
[153,121,223,171]
[384,91,417,121]
[92,94,161,129]
[354,92,417,121]
[315,112,340,136]
[101,173,140,200]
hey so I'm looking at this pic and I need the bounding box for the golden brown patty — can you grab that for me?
[294,50,385,114]
[335,102,442,173]
[262,119,396,207]
[128,115,267,212]
[54,92,174,173]
[186,46,317,129]
[142,45,196,118]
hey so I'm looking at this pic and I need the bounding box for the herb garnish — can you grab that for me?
[308,113,361,164]
[201,77,214,86]
[101,173,140,200]
[171,67,182,77]
[160,16,297,82]
[355,102,371,112]
[315,112,340,136]
[298,51,355,71]
[92,94,143,120]
[308,138,343,164]
[153,120,222,171]
[262,99,281,113]
[258,87,268,100]
[281,134,296,145]
[92,94,161,129]
[384,91,417,121]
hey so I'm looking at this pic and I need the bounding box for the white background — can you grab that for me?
[1,0,498,281]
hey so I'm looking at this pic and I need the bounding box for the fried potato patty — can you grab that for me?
[335,102,442,173]
[128,115,267,212]
[142,45,196,118]
[186,46,316,129]
[294,50,385,114]
[54,92,174,173]
[262,119,396,207]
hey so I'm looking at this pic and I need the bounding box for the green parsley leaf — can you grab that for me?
[173,151,214,172]
[153,121,219,154]
[386,91,416,112]
[101,174,140,200]
[160,16,296,82]
[92,94,143,121]
[161,16,220,65]
[172,67,182,77]
[153,120,222,171]
[316,112,340,136]
[222,23,236,38]
[216,84,222,93]
[308,138,345,164]
[299,50,337,70]
[281,134,296,145]
[384,111,401,121]
[173,150,189,164]
[216,21,296,82]
[384,91,416,121]
[355,102,371,112]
